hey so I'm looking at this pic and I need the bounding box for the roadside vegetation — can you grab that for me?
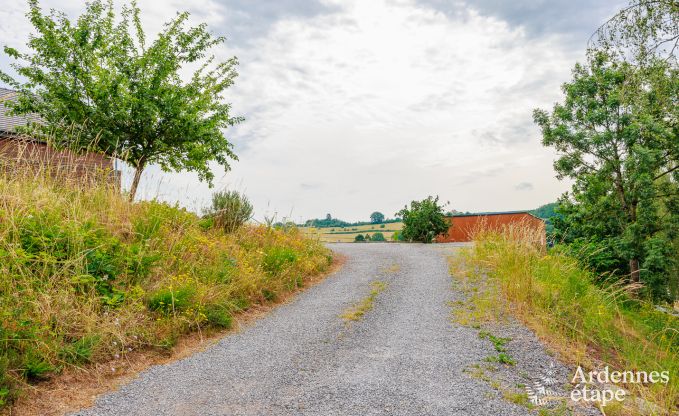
[533,0,678,302]
[451,225,678,414]
[340,281,387,323]
[0,171,332,408]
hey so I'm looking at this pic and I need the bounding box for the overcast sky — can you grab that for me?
[1,0,626,222]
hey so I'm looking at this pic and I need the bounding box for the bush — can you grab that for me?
[354,234,365,242]
[397,196,449,243]
[203,190,253,233]
[391,231,403,241]
[371,232,386,241]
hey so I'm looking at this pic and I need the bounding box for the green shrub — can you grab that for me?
[397,196,448,243]
[354,234,365,242]
[371,232,386,241]
[203,190,253,233]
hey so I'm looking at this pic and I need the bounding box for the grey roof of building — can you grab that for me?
[0,87,43,138]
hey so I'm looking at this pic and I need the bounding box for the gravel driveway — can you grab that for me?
[72,243,544,415]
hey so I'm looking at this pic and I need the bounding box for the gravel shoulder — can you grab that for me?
[72,243,570,416]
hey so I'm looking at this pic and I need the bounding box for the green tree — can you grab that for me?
[370,211,385,224]
[354,234,365,242]
[371,232,386,241]
[396,196,449,243]
[533,52,678,299]
[0,0,242,201]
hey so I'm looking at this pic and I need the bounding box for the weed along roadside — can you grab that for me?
[0,171,336,414]
[450,225,679,415]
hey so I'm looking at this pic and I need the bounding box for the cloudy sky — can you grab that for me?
[1,0,625,222]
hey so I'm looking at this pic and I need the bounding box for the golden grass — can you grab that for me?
[0,166,333,411]
[451,225,679,415]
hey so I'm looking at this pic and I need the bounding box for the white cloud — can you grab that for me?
[1,0,587,222]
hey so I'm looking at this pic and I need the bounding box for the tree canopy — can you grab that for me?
[396,196,449,243]
[534,51,678,300]
[370,211,385,224]
[1,0,242,200]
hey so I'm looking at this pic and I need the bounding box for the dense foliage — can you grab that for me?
[370,212,385,224]
[530,202,560,236]
[534,49,678,301]
[370,232,386,242]
[0,0,242,200]
[396,196,449,243]
[0,173,331,407]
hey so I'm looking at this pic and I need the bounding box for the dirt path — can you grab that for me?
[72,243,555,415]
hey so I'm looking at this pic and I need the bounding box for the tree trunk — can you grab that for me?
[128,161,145,202]
[629,258,640,283]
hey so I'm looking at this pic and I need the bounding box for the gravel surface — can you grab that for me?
[73,243,567,416]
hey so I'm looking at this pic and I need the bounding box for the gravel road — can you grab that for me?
[73,243,558,416]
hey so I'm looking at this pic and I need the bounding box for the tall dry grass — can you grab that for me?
[454,224,679,415]
[0,156,331,408]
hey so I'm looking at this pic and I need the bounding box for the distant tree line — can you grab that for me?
[302,213,401,228]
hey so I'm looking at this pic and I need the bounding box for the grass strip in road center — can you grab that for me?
[341,281,388,323]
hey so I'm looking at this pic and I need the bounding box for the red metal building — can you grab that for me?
[436,211,545,243]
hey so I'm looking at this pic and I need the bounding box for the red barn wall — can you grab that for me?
[436,213,545,243]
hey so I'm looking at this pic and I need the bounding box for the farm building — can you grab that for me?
[436,211,545,243]
[0,87,119,184]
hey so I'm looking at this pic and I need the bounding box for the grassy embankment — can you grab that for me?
[451,225,678,415]
[300,222,403,242]
[0,170,332,409]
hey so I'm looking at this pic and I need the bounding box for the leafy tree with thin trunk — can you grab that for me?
[534,51,678,299]
[0,0,242,200]
[397,196,449,243]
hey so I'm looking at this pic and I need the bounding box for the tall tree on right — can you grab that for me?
[533,50,678,299]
